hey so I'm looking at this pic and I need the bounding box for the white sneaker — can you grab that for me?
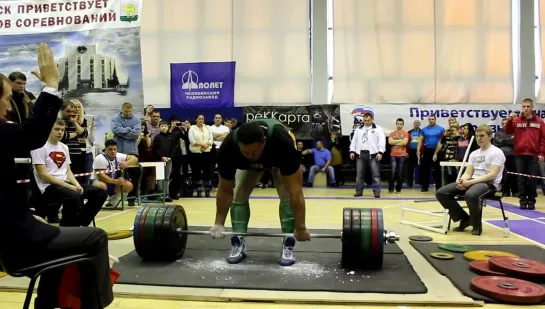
[227,235,247,264]
[109,193,122,206]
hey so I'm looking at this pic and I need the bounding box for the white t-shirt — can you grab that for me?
[91,152,129,180]
[209,124,230,148]
[30,141,71,193]
[468,145,506,188]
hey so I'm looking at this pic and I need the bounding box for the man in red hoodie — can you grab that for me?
[505,98,545,210]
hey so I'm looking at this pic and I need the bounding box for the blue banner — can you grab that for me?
[170,61,236,108]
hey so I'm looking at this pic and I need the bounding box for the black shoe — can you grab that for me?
[471,226,482,236]
[374,193,380,198]
[421,188,429,192]
[165,197,173,202]
[128,199,136,206]
[501,192,510,197]
[453,220,470,232]
[520,203,528,210]
[527,204,536,210]
[354,192,363,197]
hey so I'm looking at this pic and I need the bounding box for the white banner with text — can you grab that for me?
[340,104,545,136]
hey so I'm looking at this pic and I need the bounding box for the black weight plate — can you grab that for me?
[341,208,352,268]
[374,208,384,269]
[134,204,162,260]
[151,205,169,259]
[351,208,362,269]
[134,204,154,259]
[160,205,188,261]
[409,235,433,242]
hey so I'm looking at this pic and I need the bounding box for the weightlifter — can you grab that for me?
[210,119,310,266]
[435,125,506,235]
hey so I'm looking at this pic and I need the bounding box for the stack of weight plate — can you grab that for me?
[133,204,189,261]
[466,251,545,304]
[341,208,384,270]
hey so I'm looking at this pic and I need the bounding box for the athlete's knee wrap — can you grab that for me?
[279,200,295,233]
[230,201,250,233]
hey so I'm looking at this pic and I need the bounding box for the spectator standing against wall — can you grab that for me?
[349,113,386,198]
[388,118,409,193]
[406,120,421,187]
[59,101,88,178]
[188,114,214,197]
[492,118,517,197]
[110,102,141,206]
[505,98,545,210]
[209,113,230,186]
[417,115,445,191]
[146,109,161,140]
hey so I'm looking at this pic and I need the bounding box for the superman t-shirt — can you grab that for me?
[30,141,71,193]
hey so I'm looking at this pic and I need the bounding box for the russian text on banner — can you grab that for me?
[171,61,236,109]
[0,0,144,151]
[339,104,545,136]
[243,105,341,140]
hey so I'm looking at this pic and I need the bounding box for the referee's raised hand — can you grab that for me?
[31,43,60,89]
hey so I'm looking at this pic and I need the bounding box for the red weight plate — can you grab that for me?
[469,260,507,276]
[370,208,378,256]
[470,276,545,304]
[489,256,545,280]
[138,205,152,242]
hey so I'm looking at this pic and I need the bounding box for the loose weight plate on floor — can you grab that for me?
[463,250,519,262]
[470,276,545,304]
[469,260,506,276]
[488,256,545,280]
[438,243,473,253]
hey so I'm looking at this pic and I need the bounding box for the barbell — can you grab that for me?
[132,204,400,270]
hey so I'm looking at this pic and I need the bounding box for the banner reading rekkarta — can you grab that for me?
[339,103,545,136]
[0,0,144,149]
[243,105,342,140]
[170,61,236,108]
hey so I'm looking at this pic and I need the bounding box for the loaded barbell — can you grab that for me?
[132,204,400,270]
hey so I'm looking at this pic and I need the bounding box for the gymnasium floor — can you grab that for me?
[0,184,543,309]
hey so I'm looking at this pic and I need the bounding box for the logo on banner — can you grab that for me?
[120,0,140,22]
[171,62,236,108]
[351,105,374,125]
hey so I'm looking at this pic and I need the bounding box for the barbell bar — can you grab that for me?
[133,204,401,270]
[174,228,400,244]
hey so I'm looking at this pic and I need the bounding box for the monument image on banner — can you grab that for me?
[243,105,341,140]
[0,0,143,149]
[170,61,236,109]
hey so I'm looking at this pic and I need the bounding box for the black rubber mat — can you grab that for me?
[114,229,425,293]
[410,241,545,303]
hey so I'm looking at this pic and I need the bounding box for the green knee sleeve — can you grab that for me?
[230,202,250,233]
[279,200,295,233]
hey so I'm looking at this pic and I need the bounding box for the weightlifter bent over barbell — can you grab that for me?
[210,119,310,266]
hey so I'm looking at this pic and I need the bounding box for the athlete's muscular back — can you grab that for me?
[217,119,300,180]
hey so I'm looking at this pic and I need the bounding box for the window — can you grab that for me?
[331,0,513,104]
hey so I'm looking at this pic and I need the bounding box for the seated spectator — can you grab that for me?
[302,140,336,187]
[435,125,505,235]
[90,139,138,206]
[30,118,108,226]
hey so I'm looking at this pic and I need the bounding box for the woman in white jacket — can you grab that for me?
[188,114,214,197]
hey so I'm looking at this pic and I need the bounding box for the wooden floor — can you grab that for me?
[1,185,543,308]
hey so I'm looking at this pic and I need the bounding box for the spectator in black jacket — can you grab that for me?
[168,116,185,199]
[493,118,518,196]
[0,44,113,309]
[152,120,175,202]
